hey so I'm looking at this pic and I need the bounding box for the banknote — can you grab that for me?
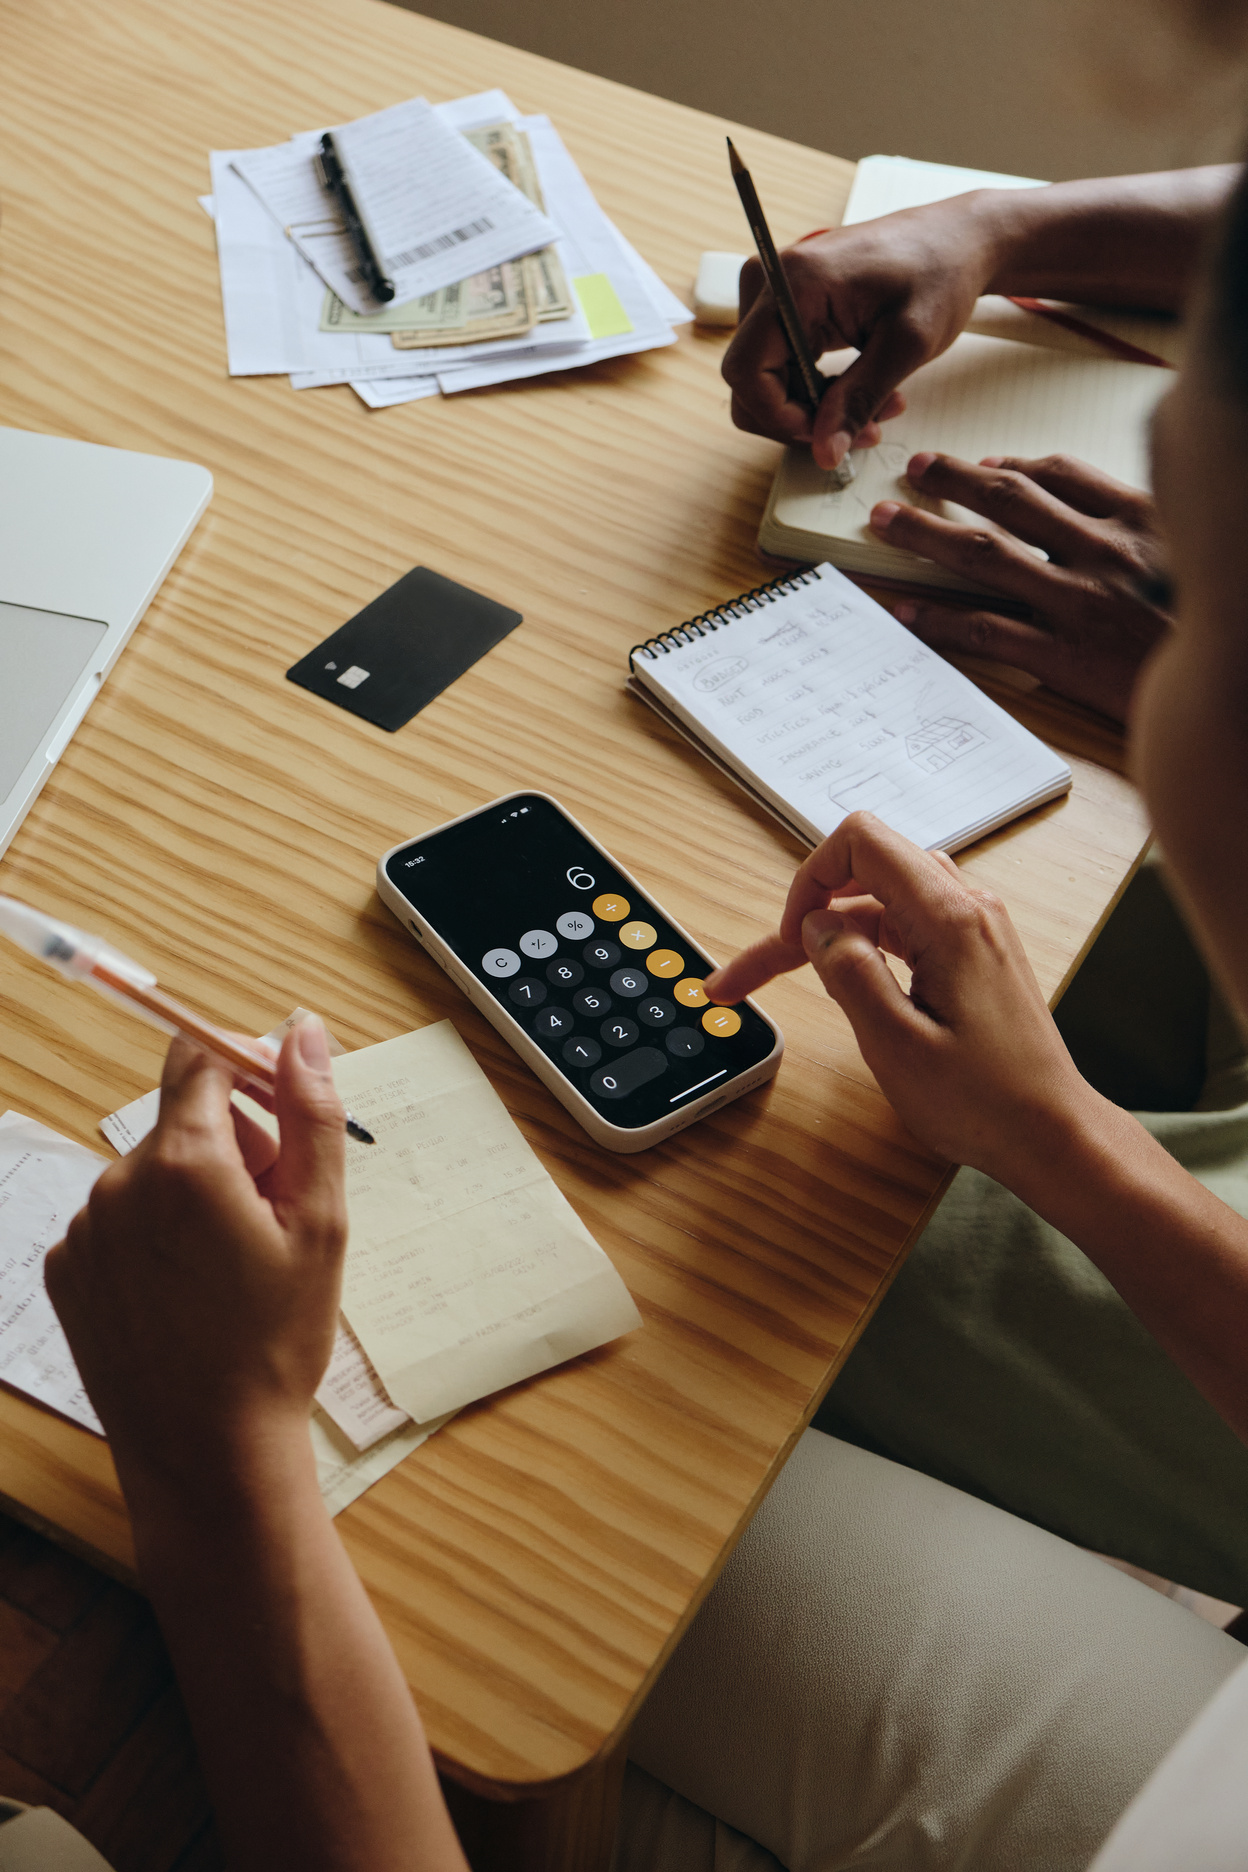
[464,121,545,212]
[390,260,534,349]
[466,123,571,322]
[320,258,534,341]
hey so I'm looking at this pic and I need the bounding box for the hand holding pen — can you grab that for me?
[0,897,375,1144]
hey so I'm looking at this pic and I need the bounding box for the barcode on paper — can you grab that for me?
[389,218,495,270]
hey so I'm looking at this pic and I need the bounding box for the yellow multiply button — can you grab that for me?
[619,920,658,950]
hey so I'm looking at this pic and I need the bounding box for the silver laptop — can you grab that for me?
[0,427,213,860]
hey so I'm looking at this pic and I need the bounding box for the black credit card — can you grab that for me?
[286,565,522,732]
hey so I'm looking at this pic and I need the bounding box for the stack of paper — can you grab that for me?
[0,1019,640,1518]
[207,89,691,406]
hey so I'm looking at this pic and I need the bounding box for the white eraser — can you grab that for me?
[694,252,748,326]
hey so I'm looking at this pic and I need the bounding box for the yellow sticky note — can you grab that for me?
[573,273,634,339]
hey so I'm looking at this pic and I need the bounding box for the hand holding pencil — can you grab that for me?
[722,157,996,470]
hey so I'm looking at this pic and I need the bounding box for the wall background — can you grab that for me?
[387,0,1248,181]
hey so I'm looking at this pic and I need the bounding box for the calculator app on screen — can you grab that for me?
[380,794,780,1134]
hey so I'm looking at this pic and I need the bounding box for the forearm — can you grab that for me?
[974,167,1239,311]
[124,1431,466,1872]
[998,1090,1248,1443]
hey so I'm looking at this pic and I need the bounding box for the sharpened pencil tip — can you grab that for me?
[726,137,745,177]
[346,1116,376,1145]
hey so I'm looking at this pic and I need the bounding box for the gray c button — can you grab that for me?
[483,948,521,977]
[590,1047,667,1100]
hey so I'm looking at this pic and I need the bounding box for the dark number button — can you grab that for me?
[546,958,584,989]
[600,1016,639,1048]
[562,1035,602,1068]
[583,939,621,970]
[507,977,547,1009]
[666,1026,705,1059]
[637,996,676,1029]
[534,1006,574,1038]
[590,1047,668,1100]
[609,967,648,998]
[574,986,612,1017]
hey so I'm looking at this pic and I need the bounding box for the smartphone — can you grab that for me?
[376,792,783,1152]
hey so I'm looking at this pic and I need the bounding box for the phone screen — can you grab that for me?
[383,794,778,1130]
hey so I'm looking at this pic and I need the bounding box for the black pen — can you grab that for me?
[316,131,396,305]
[727,137,825,413]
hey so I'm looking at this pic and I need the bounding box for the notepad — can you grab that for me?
[758,154,1173,593]
[627,564,1071,850]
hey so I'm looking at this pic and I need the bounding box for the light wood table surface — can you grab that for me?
[0,0,1149,1862]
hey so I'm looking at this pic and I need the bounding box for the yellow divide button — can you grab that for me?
[620,920,658,950]
[592,893,629,922]
[673,977,709,1008]
[646,949,684,978]
[702,1006,742,1038]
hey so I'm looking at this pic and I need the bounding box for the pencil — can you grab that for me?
[727,137,826,412]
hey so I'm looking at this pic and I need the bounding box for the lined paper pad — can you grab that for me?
[630,565,1070,850]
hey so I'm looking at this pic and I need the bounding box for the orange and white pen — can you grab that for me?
[0,895,374,1144]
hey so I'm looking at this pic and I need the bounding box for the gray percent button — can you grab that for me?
[590,1047,667,1100]
[483,948,521,977]
[556,910,595,940]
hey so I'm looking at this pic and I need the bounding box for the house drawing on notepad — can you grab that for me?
[905,717,987,774]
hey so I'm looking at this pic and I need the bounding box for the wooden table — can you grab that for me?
[0,0,1149,1864]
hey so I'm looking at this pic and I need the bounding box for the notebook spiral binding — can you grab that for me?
[627,566,824,673]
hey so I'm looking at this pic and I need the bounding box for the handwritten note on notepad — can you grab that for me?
[629,563,1070,851]
[332,1023,640,1424]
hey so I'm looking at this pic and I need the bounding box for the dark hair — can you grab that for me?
[1209,160,1248,403]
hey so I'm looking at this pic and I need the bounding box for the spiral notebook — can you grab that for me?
[627,564,1071,850]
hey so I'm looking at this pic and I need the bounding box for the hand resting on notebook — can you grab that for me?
[872,450,1173,723]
